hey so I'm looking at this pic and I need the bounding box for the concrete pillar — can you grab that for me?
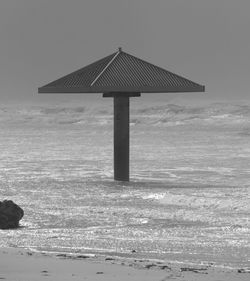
[113,96,130,181]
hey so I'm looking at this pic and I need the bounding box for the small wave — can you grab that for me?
[130,103,250,127]
[41,107,86,115]
[57,119,84,124]
[142,189,250,213]
[0,102,249,127]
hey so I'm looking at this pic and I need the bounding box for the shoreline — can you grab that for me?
[0,247,249,281]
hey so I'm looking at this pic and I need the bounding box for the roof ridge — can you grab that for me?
[90,49,120,86]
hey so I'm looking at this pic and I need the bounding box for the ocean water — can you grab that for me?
[0,102,249,268]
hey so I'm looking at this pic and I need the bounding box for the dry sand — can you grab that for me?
[0,248,249,281]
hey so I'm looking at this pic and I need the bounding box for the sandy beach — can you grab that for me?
[0,248,249,281]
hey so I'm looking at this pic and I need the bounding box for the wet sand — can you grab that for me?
[0,248,249,281]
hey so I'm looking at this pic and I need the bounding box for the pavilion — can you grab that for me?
[39,48,205,181]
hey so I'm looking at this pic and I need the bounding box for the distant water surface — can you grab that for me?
[0,102,249,268]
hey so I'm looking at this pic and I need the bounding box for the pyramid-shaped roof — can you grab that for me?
[38,48,205,94]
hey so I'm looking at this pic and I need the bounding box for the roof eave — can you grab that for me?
[38,85,205,94]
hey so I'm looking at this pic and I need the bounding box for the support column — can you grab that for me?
[113,96,130,181]
[103,92,140,181]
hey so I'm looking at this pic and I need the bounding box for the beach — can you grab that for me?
[1,247,250,281]
[0,102,250,279]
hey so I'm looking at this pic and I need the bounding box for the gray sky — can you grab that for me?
[0,0,250,105]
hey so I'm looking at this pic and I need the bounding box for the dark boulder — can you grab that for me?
[0,200,24,229]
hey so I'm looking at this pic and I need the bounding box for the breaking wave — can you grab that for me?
[0,102,249,126]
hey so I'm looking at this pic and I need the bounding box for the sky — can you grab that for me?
[0,0,250,105]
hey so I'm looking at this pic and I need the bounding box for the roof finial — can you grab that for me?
[118,47,122,52]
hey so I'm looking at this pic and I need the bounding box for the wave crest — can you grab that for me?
[0,102,249,126]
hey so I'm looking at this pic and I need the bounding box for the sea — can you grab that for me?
[0,100,249,269]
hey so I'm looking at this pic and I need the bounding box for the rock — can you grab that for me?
[159,265,171,270]
[105,257,115,261]
[144,264,157,269]
[238,268,250,273]
[180,267,208,274]
[0,200,24,229]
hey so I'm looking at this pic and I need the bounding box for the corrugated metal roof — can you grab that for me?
[38,49,205,93]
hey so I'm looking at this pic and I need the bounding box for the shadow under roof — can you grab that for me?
[38,49,205,94]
